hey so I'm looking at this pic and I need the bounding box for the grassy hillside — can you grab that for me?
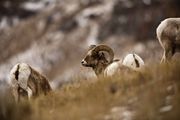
[0,1,180,120]
[1,61,180,120]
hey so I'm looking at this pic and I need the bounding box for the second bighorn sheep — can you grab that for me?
[156,18,180,63]
[9,63,52,102]
[81,44,144,77]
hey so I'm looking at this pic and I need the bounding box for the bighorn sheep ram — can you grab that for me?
[156,18,180,63]
[81,44,144,77]
[9,63,52,102]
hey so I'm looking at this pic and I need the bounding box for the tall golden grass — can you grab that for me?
[0,61,180,120]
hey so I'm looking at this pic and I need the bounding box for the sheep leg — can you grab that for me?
[165,48,174,61]
[12,87,19,102]
[161,51,166,63]
[161,50,172,63]
[161,42,175,63]
[175,40,180,52]
[175,29,180,52]
[27,87,33,99]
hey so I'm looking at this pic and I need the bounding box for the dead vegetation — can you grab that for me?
[0,61,180,120]
[0,0,180,120]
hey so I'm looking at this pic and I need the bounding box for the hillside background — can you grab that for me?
[0,0,180,120]
[0,0,179,88]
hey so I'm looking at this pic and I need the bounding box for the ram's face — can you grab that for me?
[81,45,109,68]
[81,51,99,67]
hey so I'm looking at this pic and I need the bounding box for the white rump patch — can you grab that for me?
[104,62,120,77]
[122,53,144,70]
[9,63,19,86]
[156,19,168,46]
[18,63,31,90]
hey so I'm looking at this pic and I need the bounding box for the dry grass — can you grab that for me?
[0,61,180,120]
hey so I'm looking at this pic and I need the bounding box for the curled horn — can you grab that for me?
[92,44,114,63]
[88,45,96,51]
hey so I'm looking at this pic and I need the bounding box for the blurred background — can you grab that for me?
[0,0,180,89]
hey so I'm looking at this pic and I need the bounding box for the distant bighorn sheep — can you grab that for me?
[9,63,52,102]
[81,44,144,77]
[156,18,180,63]
[122,53,144,70]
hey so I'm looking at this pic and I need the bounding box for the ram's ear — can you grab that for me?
[88,45,96,51]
